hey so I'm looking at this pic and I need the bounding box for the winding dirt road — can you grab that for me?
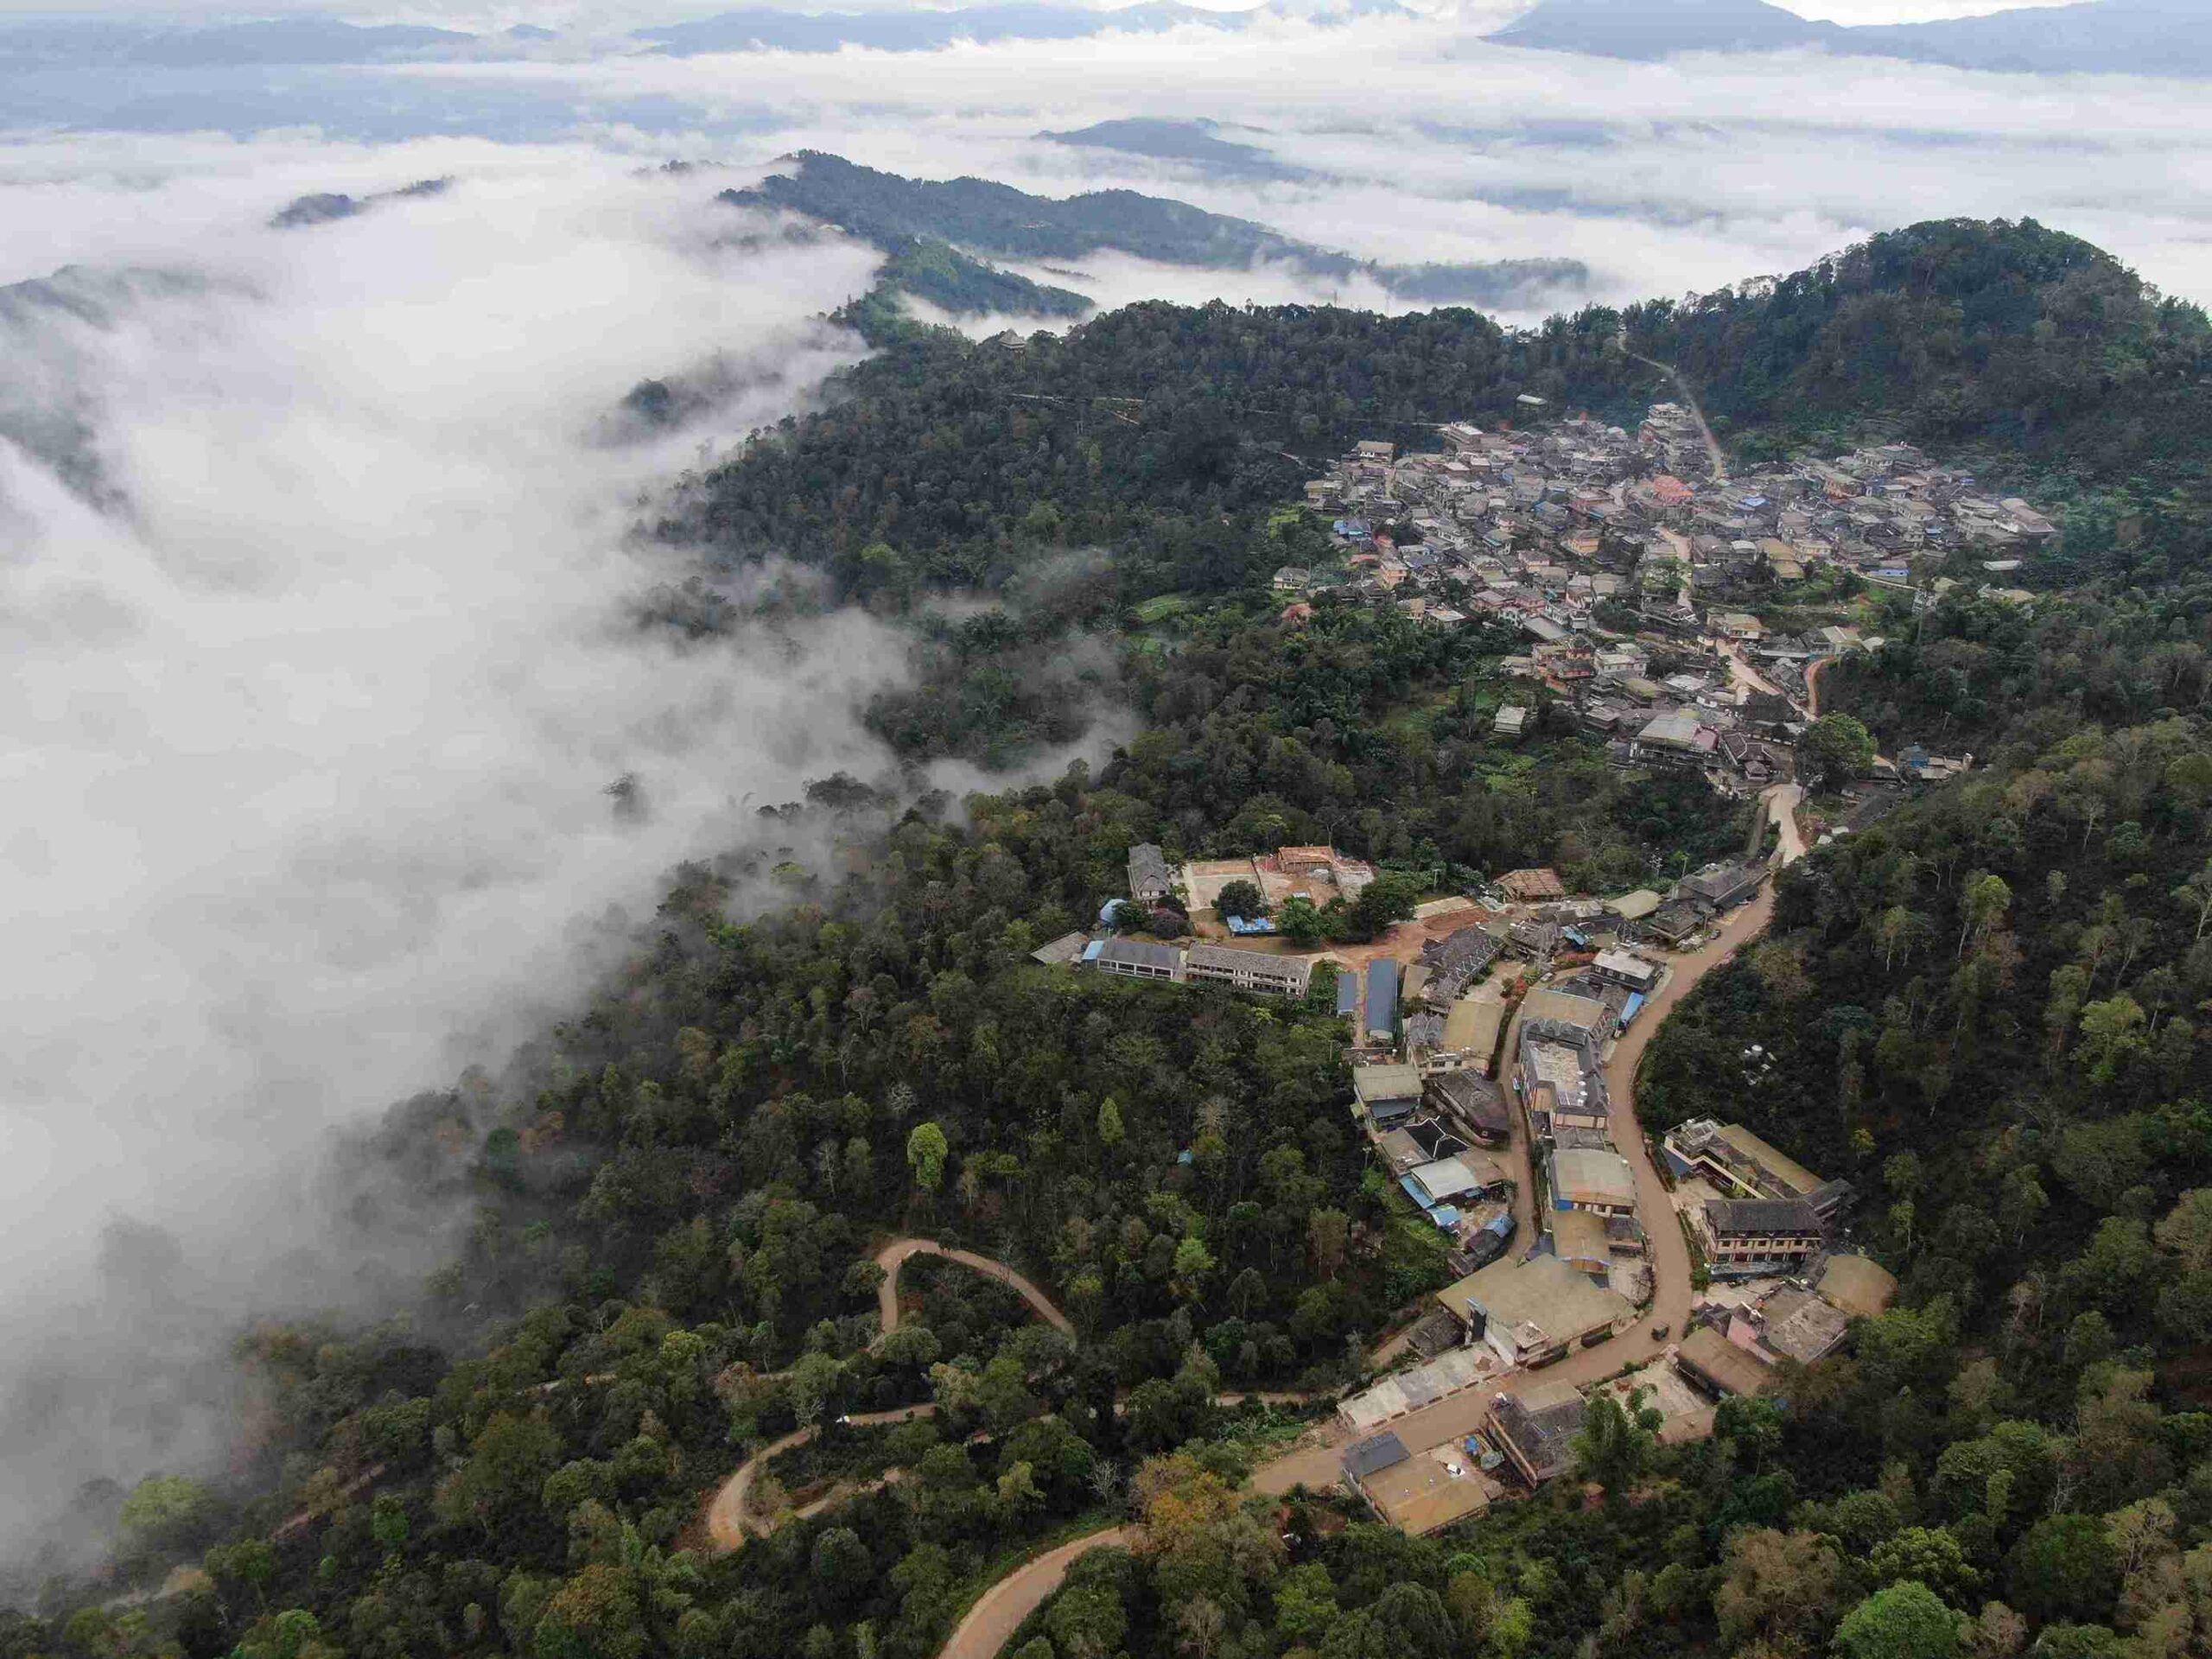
[877,1238,1075,1339]
[938,1528,1132,1659]
[1254,784,1804,1496]
[1622,340,1728,484]
[704,1403,938,1550]
[704,1238,1072,1555]
[738,810,1813,1656]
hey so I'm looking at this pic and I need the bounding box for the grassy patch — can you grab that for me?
[1132,592,1195,624]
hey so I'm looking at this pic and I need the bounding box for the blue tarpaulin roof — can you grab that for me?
[1226,915,1276,935]
[1397,1174,1464,1230]
[1620,991,1647,1025]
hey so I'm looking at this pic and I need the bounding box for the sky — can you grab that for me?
[0,0,2101,19]
[0,0,2204,1572]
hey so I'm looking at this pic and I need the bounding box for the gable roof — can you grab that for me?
[1707,1197,1824,1236]
[1344,1431,1409,1480]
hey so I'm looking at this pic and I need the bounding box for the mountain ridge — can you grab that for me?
[722,151,1588,315]
[1487,0,2212,76]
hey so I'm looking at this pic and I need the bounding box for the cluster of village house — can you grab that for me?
[1281,409,2022,791]
[1331,1103,1891,1538]
[1014,404,2035,1533]
[1028,835,1889,1534]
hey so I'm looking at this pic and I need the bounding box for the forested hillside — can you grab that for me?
[676,215,2212,601]
[1624,219,2212,581]
[14,216,2212,1659]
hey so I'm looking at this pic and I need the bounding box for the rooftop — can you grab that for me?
[1760,1287,1852,1363]
[1522,988,1609,1034]
[1498,868,1567,901]
[1357,1444,1494,1534]
[1436,1254,1630,1344]
[1096,938,1182,973]
[1524,1040,1591,1109]
[1489,1390,1588,1484]
[1817,1255,1898,1319]
[1707,1197,1823,1236]
[1344,1430,1410,1480]
[1549,1147,1637,1208]
[1353,1064,1424,1105]
[1677,1326,1776,1399]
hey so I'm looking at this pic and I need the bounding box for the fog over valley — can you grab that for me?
[0,151,918,1558]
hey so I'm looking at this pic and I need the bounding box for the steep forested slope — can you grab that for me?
[1625,219,2212,579]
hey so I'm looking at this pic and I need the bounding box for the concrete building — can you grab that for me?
[1662,1119,1851,1227]
[1700,1196,1827,1275]
[1184,942,1311,998]
[1352,1064,1425,1129]
[1497,868,1567,902]
[1548,1147,1638,1217]
[1434,1254,1632,1370]
[1520,987,1613,1043]
[1675,1326,1776,1401]
[1093,938,1183,983]
[1486,1387,1588,1486]
[1590,950,1661,994]
[1343,1431,1493,1535]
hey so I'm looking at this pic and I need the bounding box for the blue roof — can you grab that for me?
[1081,940,1103,962]
[1430,1205,1464,1228]
[1335,972,1358,1014]
[1620,991,1647,1024]
[1481,1214,1514,1237]
[1398,1173,1431,1206]
[1365,959,1400,1034]
[1226,915,1277,935]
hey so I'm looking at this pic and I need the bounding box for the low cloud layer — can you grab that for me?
[0,145,907,1555]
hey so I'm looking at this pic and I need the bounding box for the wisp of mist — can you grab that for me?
[0,149,899,1561]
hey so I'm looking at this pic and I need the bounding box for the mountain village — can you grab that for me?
[1014,398,2062,1532]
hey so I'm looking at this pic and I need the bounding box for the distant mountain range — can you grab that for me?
[1040,118,1316,182]
[270,178,450,230]
[0,16,488,67]
[1486,0,2212,76]
[722,151,1588,316]
[637,0,1409,56]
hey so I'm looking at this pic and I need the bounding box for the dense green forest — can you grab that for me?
[11,216,2212,1659]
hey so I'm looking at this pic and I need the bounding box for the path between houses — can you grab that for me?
[1250,783,1803,1494]
[1621,339,1729,485]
